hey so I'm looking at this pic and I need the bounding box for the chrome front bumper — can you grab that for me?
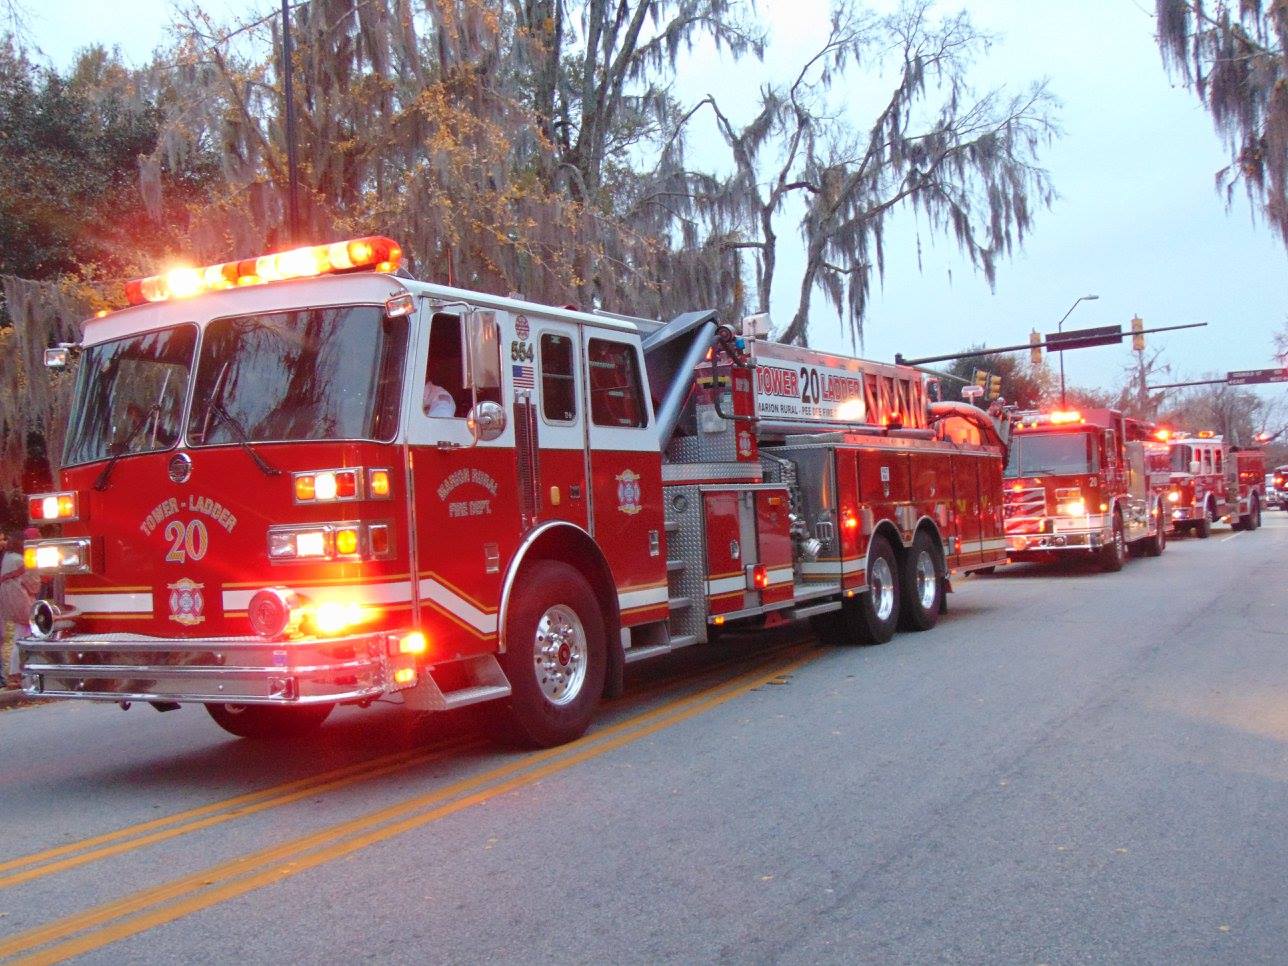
[1006,517,1110,553]
[17,632,389,705]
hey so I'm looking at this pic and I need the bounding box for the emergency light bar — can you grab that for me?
[123,236,402,306]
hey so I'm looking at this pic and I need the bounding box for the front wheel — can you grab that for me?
[496,560,606,748]
[205,702,333,739]
[1142,511,1166,557]
[1100,515,1126,573]
[1196,505,1212,539]
[899,530,944,631]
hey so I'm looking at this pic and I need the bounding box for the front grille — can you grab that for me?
[1004,486,1047,517]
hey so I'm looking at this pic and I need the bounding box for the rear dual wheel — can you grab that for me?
[812,532,943,646]
[899,530,944,632]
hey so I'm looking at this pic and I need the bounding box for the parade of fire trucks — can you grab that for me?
[9,237,1276,746]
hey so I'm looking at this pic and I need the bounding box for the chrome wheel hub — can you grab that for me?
[533,604,587,707]
[870,556,895,623]
[914,550,937,610]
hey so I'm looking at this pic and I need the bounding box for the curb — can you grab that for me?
[0,688,47,711]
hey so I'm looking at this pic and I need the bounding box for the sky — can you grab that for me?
[18,0,1288,404]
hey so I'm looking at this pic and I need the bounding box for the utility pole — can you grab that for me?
[281,0,302,244]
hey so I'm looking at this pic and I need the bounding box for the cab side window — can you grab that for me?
[540,333,577,423]
[423,311,500,417]
[588,338,647,428]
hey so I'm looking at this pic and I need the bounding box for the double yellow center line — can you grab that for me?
[2,644,819,964]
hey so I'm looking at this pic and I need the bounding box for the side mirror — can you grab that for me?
[44,344,78,369]
[468,401,507,441]
[464,310,502,394]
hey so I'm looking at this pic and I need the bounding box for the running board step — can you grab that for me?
[666,559,686,573]
[402,654,511,712]
[668,597,693,611]
[440,684,512,710]
[625,643,672,664]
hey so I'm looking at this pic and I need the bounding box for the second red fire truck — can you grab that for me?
[1001,408,1169,570]
[1162,432,1265,536]
[16,236,1009,746]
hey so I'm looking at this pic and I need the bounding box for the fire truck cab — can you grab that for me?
[1165,433,1265,536]
[1002,408,1168,570]
[18,237,1009,746]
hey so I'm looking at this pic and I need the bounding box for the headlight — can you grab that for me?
[23,538,92,574]
[1058,499,1086,516]
[267,523,389,562]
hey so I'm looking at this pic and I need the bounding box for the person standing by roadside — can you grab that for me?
[0,527,40,688]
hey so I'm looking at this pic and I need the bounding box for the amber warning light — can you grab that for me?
[123,236,402,306]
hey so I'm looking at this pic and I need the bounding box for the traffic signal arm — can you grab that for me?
[895,321,1207,368]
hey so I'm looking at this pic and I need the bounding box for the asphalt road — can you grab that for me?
[2,514,1285,964]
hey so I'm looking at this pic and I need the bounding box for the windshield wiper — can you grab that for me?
[207,402,282,478]
[94,403,161,491]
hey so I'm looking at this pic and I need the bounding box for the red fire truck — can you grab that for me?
[1001,408,1168,570]
[1164,432,1265,536]
[17,236,1008,746]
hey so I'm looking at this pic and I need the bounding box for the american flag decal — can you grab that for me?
[512,364,535,389]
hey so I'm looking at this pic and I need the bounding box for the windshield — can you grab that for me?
[63,325,196,466]
[187,305,408,445]
[1005,431,1099,477]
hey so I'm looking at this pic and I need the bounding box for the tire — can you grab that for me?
[1100,514,1126,573]
[1195,503,1212,539]
[1142,507,1166,557]
[205,702,333,739]
[856,535,901,644]
[496,560,606,748]
[899,530,944,632]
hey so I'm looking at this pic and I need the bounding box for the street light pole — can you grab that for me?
[1056,294,1099,407]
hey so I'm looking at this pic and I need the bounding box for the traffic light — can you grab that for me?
[1131,315,1145,352]
[973,369,988,387]
[988,374,1003,399]
[1029,329,1042,365]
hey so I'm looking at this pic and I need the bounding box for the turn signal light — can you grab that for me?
[399,632,428,655]
[334,527,359,556]
[368,469,391,498]
[123,236,403,305]
[28,491,78,522]
[752,565,769,590]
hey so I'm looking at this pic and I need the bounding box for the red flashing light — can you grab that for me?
[123,236,402,306]
[752,565,769,590]
[1154,428,1171,442]
[843,510,860,531]
[1049,410,1083,425]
